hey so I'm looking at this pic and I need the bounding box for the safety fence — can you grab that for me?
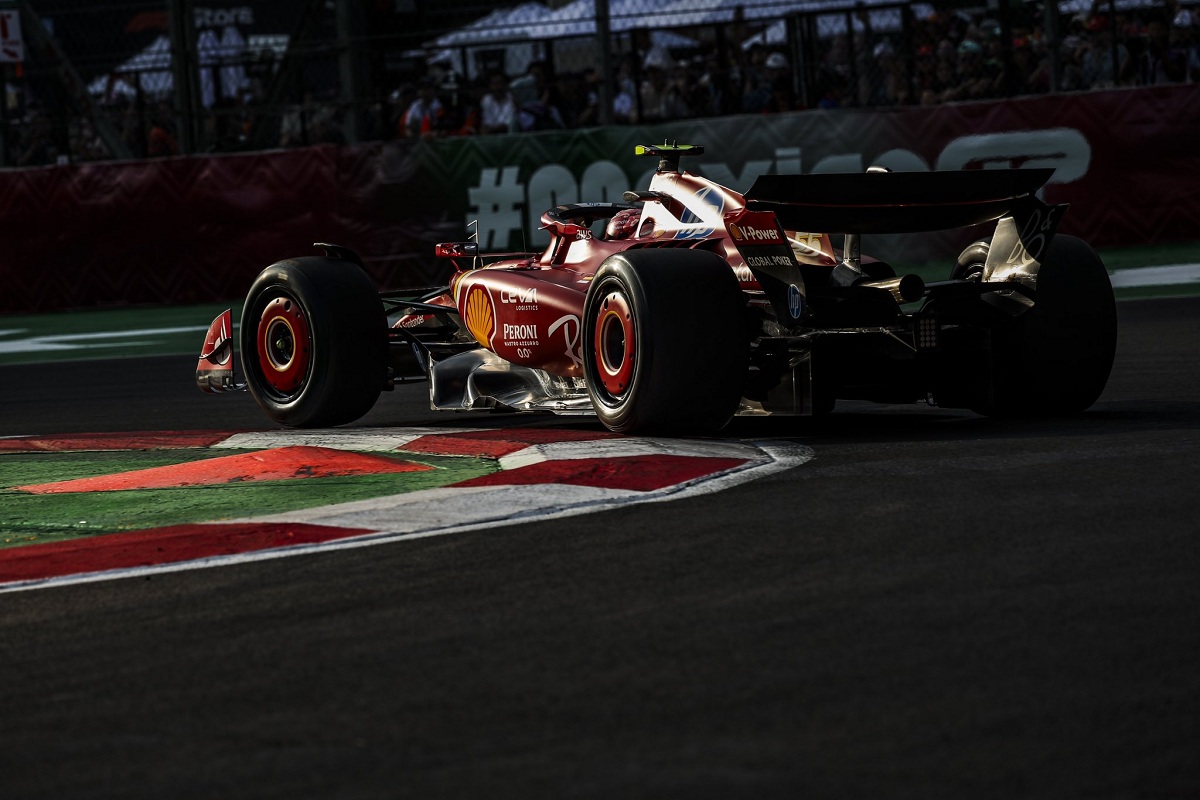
[2,81,1196,313]
[2,0,1197,167]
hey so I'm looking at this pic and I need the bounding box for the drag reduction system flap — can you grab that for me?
[745,168,1056,234]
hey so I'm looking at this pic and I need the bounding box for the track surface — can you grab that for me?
[2,298,1198,798]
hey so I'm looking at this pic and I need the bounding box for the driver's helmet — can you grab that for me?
[606,208,642,240]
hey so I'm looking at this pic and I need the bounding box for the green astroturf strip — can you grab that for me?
[0,450,230,486]
[0,452,496,549]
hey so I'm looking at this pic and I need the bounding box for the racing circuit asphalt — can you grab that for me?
[2,297,1199,798]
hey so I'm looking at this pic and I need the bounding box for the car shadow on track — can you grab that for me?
[360,397,1200,449]
[720,399,1200,445]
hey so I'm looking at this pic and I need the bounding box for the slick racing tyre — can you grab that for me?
[952,238,991,281]
[241,257,388,427]
[582,249,749,434]
[977,234,1117,416]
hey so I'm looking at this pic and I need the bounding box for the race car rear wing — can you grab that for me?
[744,168,1056,233]
[746,168,1067,289]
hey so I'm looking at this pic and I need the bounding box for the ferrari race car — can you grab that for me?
[196,142,1117,434]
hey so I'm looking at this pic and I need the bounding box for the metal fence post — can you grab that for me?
[596,0,613,126]
[168,0,198,153]
[335,0,364,143]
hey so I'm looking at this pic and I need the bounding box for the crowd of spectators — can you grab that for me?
[388,0,1199,141]
[9,99,185,166]
[6,0,1198,163]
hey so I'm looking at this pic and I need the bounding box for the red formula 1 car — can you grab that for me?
[197,142,1117,434]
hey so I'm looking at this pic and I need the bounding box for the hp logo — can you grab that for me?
[787,284,803,320]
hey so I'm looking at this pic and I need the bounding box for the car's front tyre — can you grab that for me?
[241,257,387,427]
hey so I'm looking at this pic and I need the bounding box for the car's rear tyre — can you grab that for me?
[241,257,387,427]
[953,239,991,281]
[583,249,748,434]
[976,234,1117,416]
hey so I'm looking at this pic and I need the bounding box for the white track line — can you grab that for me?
[1109,264,1200,288]
[213,427,492,452]
[499,437,769,469]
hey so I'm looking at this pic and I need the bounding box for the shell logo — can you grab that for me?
[729,222,780,243]
[464,285,495,347]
